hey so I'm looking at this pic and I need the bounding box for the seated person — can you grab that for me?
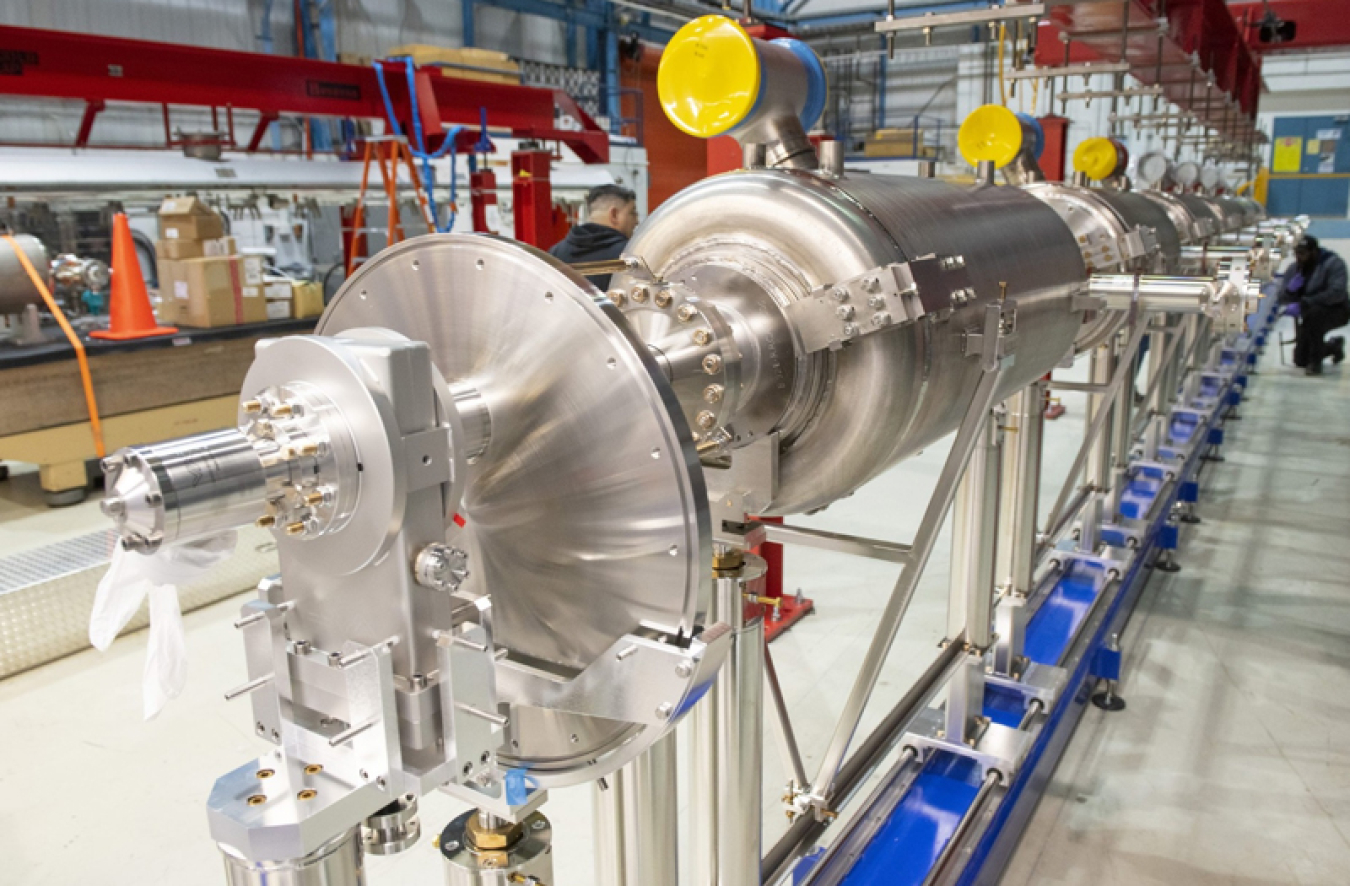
[1279,235,1349,375]
[549,184,639,290]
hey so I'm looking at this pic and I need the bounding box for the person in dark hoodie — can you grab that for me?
[1280,235,1349,375]
[549,184,639,289]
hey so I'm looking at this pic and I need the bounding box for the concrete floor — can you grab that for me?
[0,320,1346,885]
[1004,321,1350,886]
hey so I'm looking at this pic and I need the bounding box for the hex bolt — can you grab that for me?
[836,305,855,320]
[144,491,162,507]
[100,497,125,517]
[631,284,650,304]
[692,328,712,346]
[842,323,858,338]
[868,295,886,309]
[703,384,724,404]
[677,304,698,322]
[655,702,674,720]
[872,312,892,327]
[863,276,881,293]
[284,521,307,537]
[675,661,693,678]
[654,289,672,308]
[831,286,850,302]
[695,411,717,430]
[702,354,722,374]
[607,289,626,307]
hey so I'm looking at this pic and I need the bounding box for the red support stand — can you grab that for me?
[75,99,104,148]
[511,150,553,248]
[1037,115,1069,182]
[470,168,499,234]
[752,515,815,643]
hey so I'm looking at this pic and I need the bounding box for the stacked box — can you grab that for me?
[263,278,326,320]
[157,256,267,328]
[155,198,270,328]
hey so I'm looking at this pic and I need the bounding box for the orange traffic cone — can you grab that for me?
[91,213,177,340]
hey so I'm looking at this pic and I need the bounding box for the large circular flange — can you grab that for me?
[318,234,711,778]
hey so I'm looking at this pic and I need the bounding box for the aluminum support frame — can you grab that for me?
[808,311,1010,808]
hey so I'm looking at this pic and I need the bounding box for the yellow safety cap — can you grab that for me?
[658,16,761,139]
[958,104,1024,169]
[1074,137,1121,182]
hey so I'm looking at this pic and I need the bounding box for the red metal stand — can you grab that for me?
[1037,115,1070,182]
[511,150,554,248]
[753,516,815,643]
[470,168,500,234]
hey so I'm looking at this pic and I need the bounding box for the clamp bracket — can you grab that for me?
[786,254,973,353]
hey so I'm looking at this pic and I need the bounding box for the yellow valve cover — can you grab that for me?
[658,15,762,139]
[1074,137,1120,181]
[957,104,1024,169]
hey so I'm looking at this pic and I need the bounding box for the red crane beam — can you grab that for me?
[0,25,609,163]
[1035,0,1263,141]
[1229,1,1350,54]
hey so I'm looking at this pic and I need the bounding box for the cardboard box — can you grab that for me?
[292,281,325,319]
[156,236,236,261]
[241,254,267,288]
[158,196,226,241]
[259,279,325,320]
[157,256,268,328]
[264,280,292,300]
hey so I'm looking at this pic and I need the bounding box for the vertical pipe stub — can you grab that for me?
[819,139,845,178]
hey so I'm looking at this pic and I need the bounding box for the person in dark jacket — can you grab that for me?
[1280,235,1350,375]
[548,184,639,290]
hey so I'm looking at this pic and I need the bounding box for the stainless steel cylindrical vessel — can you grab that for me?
[1021,182,1145,274]
[623,169,1086,514]
[1177,193,1225,240]
[1214,195,1262,232]
[1141,190,1204,245]
[0,233,50,314]
[1094,189,1184,273]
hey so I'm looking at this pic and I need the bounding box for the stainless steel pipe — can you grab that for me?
[690,556,766,886]
[219,829,364,886]
[623,735,679,886]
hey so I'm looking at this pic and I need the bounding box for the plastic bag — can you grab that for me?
[89,532,238,719]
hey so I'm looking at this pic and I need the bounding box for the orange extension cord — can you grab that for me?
[3,234,106,458]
